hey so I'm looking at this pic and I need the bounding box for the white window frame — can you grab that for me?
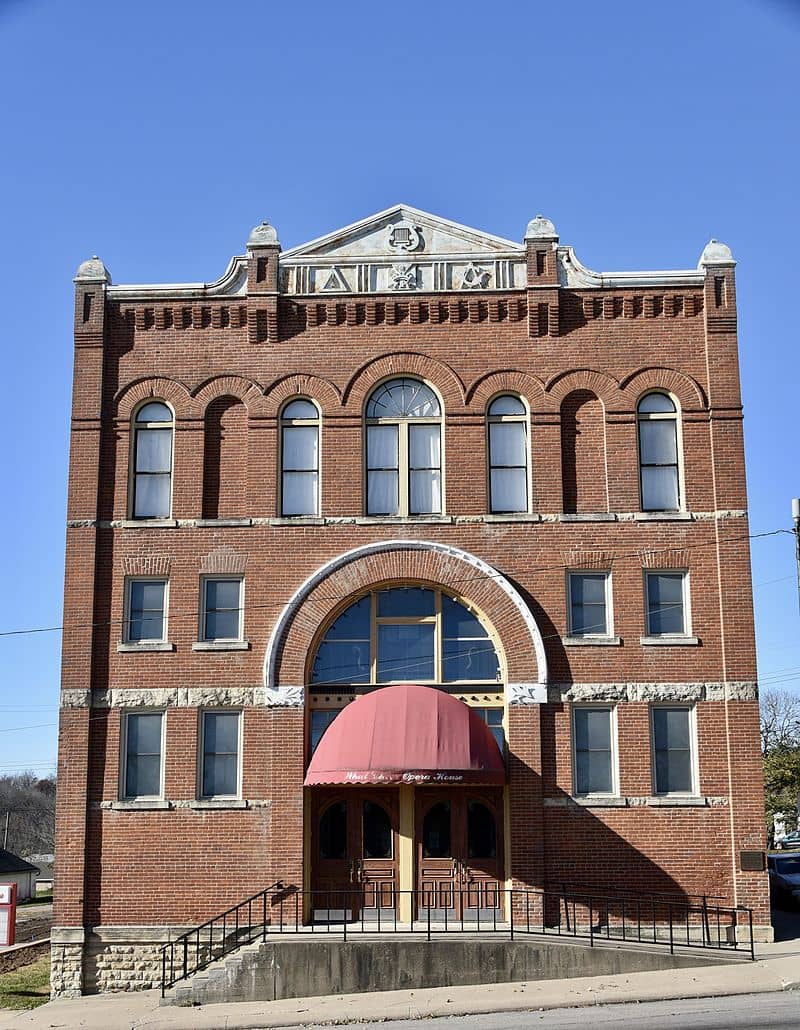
[643,569,691,638]
[364,378,444,517]
[129,400,175,520]
[120,709,166,801]
[123,577,168,644]
[571,704,619,797]
[198,708,242,800]
[636,391,685,513]
[486,394,531,515]
[199,576,244,643]
[650,704,699,797]
[279,397,321,517]
[566,570,614,639]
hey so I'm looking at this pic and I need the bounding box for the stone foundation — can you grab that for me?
[52,926,190,995]
[50,930,85,997]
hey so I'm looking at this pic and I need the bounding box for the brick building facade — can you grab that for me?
[53,206,769,995]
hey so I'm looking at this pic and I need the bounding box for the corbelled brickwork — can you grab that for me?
[55,208,769,995]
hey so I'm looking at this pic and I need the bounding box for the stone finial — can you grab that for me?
[525,214,558,240]
[74,256,111,284]
[698,239,735,267]
[247,221,280,247]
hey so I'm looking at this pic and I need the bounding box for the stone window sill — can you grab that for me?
[192,640,250,652]
[640,635,699,646]
[558,513,617,523]
[355,515,454,525]
[634,511,692,521]
[269,517,325,526]
[189,799,248,810]
[111,800,170,811]
[646,796,708,807]
[120,519,179,528]
[571,795,627,807]
[195,518,253,527]
[117,642,176,653]
[562,636,622,647]
[482,513,540,523]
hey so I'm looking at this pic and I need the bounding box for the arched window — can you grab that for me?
[487,395,528,513]
[281,399,320,516]
[131,402,173,519]
[365,378,441,516]
[637,393,681,511]
[310,586,500,688]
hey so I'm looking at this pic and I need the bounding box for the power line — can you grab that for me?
[0,526,791,641]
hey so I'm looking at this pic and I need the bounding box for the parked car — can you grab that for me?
[778,830,800,850]
[768,853,800,907]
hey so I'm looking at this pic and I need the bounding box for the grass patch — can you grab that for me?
[0,957,50,1010]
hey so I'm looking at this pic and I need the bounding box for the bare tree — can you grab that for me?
[0,772,56,857]
[760,687,800,754]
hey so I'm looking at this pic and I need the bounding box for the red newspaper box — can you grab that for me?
[0,883,17,946]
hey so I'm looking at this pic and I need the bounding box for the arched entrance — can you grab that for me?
[304,683,506,922]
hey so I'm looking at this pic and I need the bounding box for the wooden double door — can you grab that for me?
[416,788,504,919]
[310,787,504,922]
[311,789,399,921]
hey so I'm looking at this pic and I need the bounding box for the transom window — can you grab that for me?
[310,586,501,688]
[281,399,319,516]
[365,378,442,516]
[487,395,529,513]
[131,402,173,519]
[637,393,681,511]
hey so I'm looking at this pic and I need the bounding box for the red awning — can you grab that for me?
[304,684,506,786]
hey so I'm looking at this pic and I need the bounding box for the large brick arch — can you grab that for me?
[263,541,547,702]
[263,373,343,417]
[618,366,708,412]
[466,369,547,410]
[192,374,264,414]
[343,352,466,411]
[543,368,619,411]
[114,376,195,419]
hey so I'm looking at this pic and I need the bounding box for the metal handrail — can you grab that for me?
[160,880,283,996]
[160,882,754,996]
[553,880,726,903]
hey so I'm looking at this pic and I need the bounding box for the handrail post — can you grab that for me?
[161,947,166,997]
[748,907,754,961]
[427,894,431,942]
[668,903,674,954]
[509,889,514,940]
[182,936,188,980]
[589,899,594,947]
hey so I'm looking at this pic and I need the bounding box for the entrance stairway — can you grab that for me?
[159,882,754,1006]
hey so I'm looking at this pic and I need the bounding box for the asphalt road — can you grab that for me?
[288,991,800,1029]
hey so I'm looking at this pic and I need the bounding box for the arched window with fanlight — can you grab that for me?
[131,402,173,519]
[365,378,442,516]
[310,586,501,688]
[281,398,320,516]
[487,395,529,513]
[637,393,681,511]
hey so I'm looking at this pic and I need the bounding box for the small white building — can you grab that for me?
[0,849,39,903]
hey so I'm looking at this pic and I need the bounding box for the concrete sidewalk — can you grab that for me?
[0,940,798,1030]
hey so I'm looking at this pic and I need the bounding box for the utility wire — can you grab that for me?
[0,526,791,641]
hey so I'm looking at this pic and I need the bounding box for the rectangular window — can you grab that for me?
[645,571,687,636]
[573,707,615,795]
[310,709,339,754]
[282,424,319,516]
[366,424,399,515]
[477,707,505,754]
[201,710,241,798]
[652,707,695,794]
[202,578,243,641]
[123,711,163,799]
[568,572,610,637]
[125,579,167,642]
[408,423,441,515]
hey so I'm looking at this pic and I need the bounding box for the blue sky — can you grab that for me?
[0,0,798,776]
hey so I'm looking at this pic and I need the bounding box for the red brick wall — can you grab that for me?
[56,247,769,936]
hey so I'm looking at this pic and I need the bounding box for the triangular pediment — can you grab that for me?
[281,204,524,261]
